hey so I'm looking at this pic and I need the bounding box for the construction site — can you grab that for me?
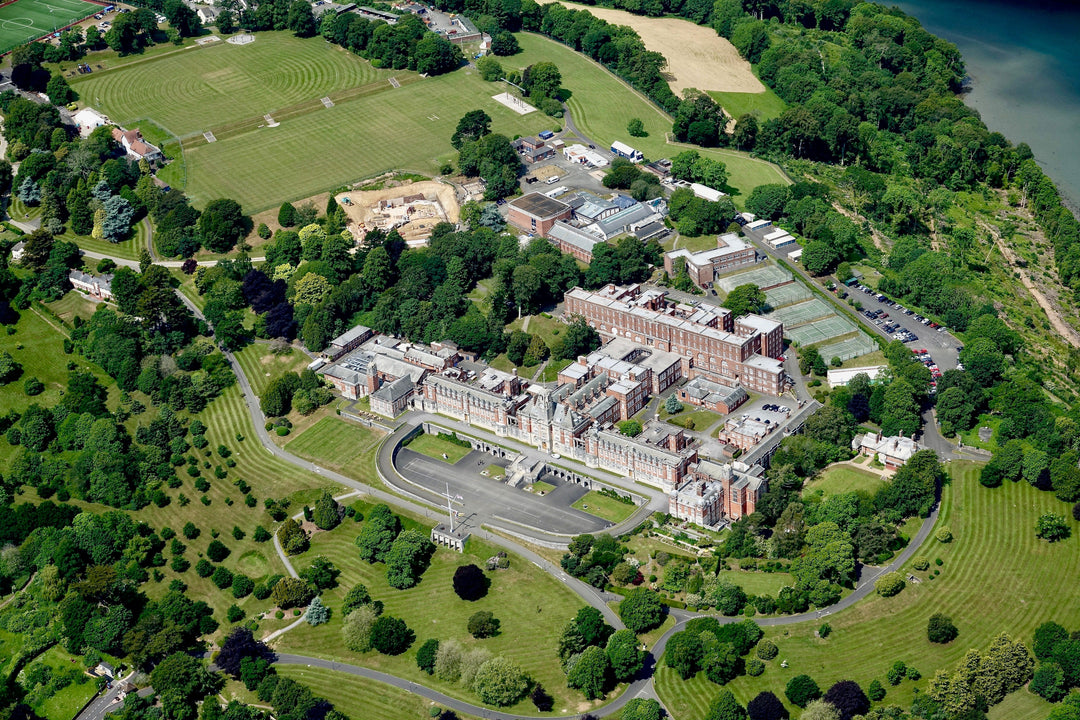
[336,180,460,247]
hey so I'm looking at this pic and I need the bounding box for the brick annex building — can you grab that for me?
[563,284,786,395]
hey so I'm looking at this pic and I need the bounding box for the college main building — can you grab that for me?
[563,284,787,395]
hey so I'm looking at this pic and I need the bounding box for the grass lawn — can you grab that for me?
[708,87,787,123]
[714,569,795,596]
[404,432,472,464]
[55,219,150,262]
[285,415,385,481]
[234,342,314,397]
[661,408,724,432]
[481,464,505,479]
[0,304,122,469]
[273,525,596,715]
[45,292,102,325]
[275,666,484,720]
[131,383,334,633]
[670,232,720,253]
[986,688,1054,720]
[27,646,98,720]
[572,491,637,524]
[960,414,1001,452]
[656,461,1080,719]
[72,32,549,211]
[527,480,555,495]
[508,313,566,347]
[511,34,790,204]
[803,464,888,498]
[539,357,572,383]
[0,0,99,53]
[838,349,886,369]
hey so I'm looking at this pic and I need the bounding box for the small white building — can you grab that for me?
[10,241,25,263]
[690,182,726,202]
[73,107,110,138]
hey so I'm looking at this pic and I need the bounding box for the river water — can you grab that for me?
[892,0,1080,209]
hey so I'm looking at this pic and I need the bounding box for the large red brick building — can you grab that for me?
[563,284,786,395]
[506,193,572,237]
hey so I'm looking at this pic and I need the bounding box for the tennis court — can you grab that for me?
[715,264,792,293]
[786,314,859,346]
[815,332,878,362]
[769,298,834,328]
[0,0,100,54]
[764,283,811,308]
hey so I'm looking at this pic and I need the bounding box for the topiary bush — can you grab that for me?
[756,639,778,660]
[746,658,765,677]
[874,572,905,597]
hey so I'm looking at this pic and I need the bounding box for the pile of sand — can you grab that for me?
[336,180,459,246]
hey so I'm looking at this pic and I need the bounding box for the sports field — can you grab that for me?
[656,461,1080,720]
[71,32,549,211]
[0,0,99,55]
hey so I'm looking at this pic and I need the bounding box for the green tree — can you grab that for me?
[369,615,412,655]
[472,657,529,706]
[312,489,341,530]
[723,283,766,317]
[927,613,958,644]
[605,629,645,682]
[785,674,822,708]
[622,698,662,720]
[356,504,401,563]
[880,379,921,437]
[150,653,221,720]
[619,588,664,633]
[199,198,249,253]
[567,645,609,700]
[1036,513,1070,542]
[1031,662,1066,702]
[278,202,297,227]
[477,56,502,82]
[451,109,493,149]
[468,610,500,639]
[385,529,434,589]
[627,118,647,137]
[665,630,704,679]
[286,0,316,36]
[342,606,379,653]
[417,638,439,674]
